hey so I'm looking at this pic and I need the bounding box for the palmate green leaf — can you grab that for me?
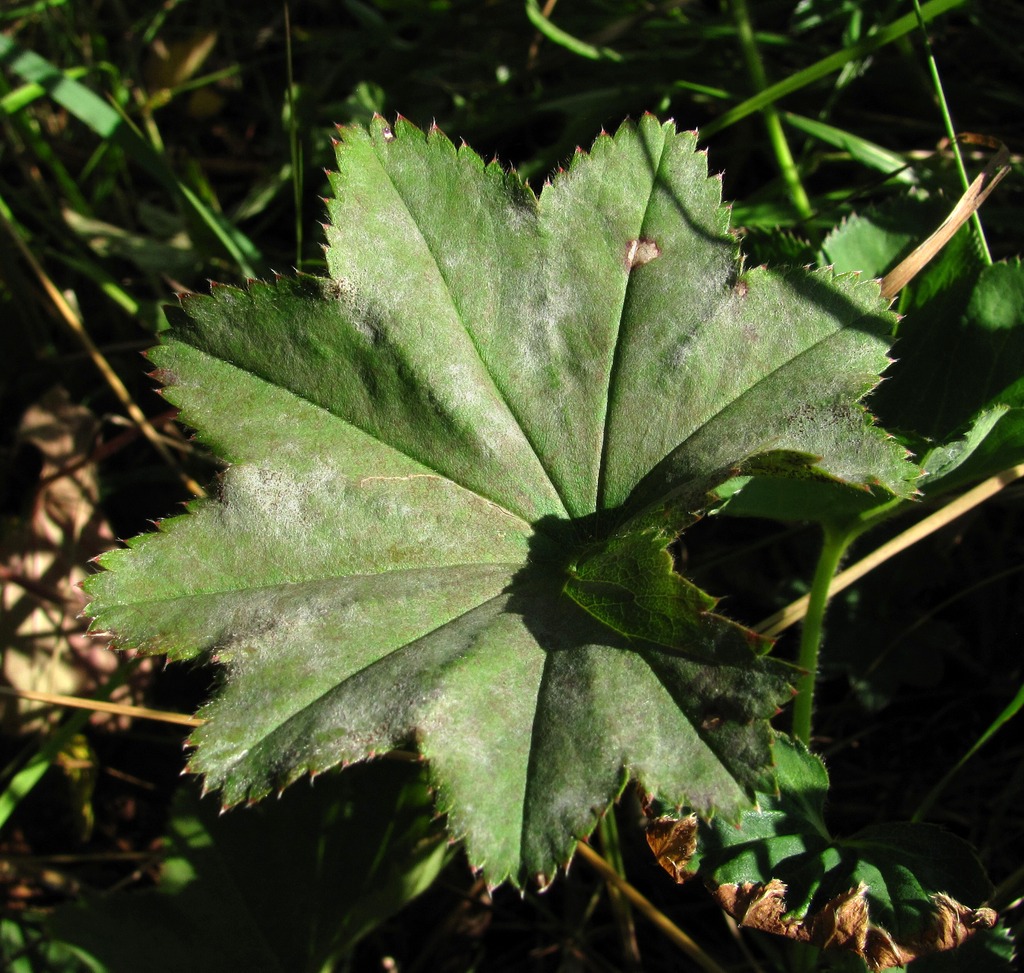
[678,737,1003,972]
[85,115,916,885]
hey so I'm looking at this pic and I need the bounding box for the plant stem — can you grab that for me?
[791,527,850,745]
[758,464,1024,638]
[730,0,813,222]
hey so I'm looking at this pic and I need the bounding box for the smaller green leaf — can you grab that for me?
[50,763,449,973]
[715,476,886,532]
[876,259,1023,443]
[659,736,1001,971]
[564,530,720,653]
[821,195,949,279]
[919,405,1024,494]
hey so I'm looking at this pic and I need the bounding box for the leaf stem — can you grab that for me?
[758,463,1024,638]
[729,0,813,222]
[791,526,849,745]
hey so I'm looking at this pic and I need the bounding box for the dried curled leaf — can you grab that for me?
[711,880,996,971]
[645,813,698,884]
[649,736,1000,970]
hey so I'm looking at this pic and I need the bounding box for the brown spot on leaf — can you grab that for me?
[625,237,661,270]
[646,814,698,883]
[711,880,997,971]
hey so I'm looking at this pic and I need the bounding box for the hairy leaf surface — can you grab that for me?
[86,115,915,884]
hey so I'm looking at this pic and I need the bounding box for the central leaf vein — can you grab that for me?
[595,135,669,516]
[371,142,573,520]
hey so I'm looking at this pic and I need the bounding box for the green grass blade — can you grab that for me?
[701,0,966,138]
[913,679,1024,822]
[524,0,623,62]
[0,709,90,834]
[0,32,261,276]
[0,0,69,20]
[0,65,86,113]
[911,0,992,263]
[782,111,914,180]
[0,35,122,134]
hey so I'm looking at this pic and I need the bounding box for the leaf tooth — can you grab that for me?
[374,117,395,142]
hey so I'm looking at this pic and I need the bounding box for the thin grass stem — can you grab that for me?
[596,812,641,970]
[730,0,812,221]
[912,680,1024,822]
[574,842,729,973]
[284,3,303,269]
[0,687,203,728]
[911,0,992,264]
[0,208,207,498]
